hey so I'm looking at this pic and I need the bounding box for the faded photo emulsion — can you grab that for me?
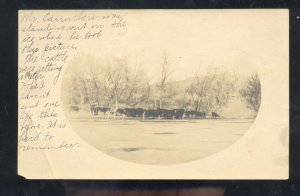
[18,10,289,179]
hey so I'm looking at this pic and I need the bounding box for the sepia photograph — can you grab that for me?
[61,51,261,165]
[3,0,296,194]
[18,9,288,179]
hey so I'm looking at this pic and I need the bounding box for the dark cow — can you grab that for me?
[70,105,79,112]
[212,112,220,119]
[159,109,174,119]
[143,109,160,119]
[196,111,206,119]
[115,108,126,116]
[184,111,196,118]
[173,109,185,119]
[125,108,144,117]
[184,111,206,119]
[96,107,110,115]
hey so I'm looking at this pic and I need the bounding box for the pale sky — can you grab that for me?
[75,9,288,83]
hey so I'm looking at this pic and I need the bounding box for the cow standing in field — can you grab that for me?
[158,109,174,119]
[212,112,220,119]
[115,108,126,116]
[143,109,160,119]
[184,111,206,119]
[125,108,144,118]
[184,111,195,118]
[195,112,203,118]
[196,111,206,119]
[173,109,185,119]
[95,107,111,115]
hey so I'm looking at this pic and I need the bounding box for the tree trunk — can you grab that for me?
[159,99,162,109]
[197,99,200,112]
[114,95,118,118]
[195,99,199,112]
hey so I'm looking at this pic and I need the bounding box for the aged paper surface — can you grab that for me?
[18,10,289,179]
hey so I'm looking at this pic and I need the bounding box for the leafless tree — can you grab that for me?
[140,83,152,109]
[123,64,149,107]
[210,73,237,112]
[69,71,91,105]
[156,51,172,109]
[240,73,261,112]
[186,73,215,112]
[105,58,128,112]
[185,71,236,113]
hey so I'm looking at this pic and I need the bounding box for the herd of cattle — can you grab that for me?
[80,105,221,119]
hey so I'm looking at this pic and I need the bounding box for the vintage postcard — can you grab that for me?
[18,9,289,179]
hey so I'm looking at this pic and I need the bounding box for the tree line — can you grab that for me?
[64,54,261,114]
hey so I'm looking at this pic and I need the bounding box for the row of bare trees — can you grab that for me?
[65,55,261,114]
[240,73,261,112]
[183,72,237,113]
